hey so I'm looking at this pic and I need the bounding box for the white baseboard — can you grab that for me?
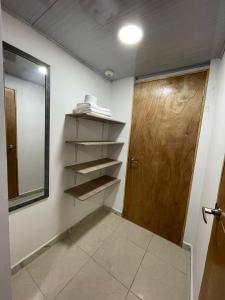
[183,241,193,300]
[11,206,104,274]
[11,231,65,273]
[103,205,122,216]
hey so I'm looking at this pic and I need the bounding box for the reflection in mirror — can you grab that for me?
[3,43,50,211]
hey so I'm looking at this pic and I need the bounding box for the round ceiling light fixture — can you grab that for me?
[118,24,143,45]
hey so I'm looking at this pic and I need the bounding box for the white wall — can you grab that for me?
[184,61,221,244]
[104,77,134,212]
[193,53,225,299]
[0,6,11,300]
[2,11,112,267]
[5,74,45,194]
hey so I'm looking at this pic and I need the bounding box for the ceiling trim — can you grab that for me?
[135,62,210,83]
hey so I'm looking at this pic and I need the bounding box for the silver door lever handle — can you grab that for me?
[202,206,221,224]
[7,144,14,150]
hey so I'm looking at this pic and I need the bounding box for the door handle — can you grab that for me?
[130,157,138,163]
[7,144,14,153]
[202,205,222,224]
[128,157,138,167]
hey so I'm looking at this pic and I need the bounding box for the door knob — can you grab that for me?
[130,157,137,162]
[128,157,138,167]
[202,205,222,224]
[7,144,14,152]
[128,157,138,165]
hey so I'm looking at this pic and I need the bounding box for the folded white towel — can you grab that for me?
[75,107,112,117]
[74,109,112,119]
[77,103,111,113]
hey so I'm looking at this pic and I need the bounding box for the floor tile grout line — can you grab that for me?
[67,235,92,257]
[89,220,150,290]
[81,215,155,294]
[146,233,190,275]
[127,238,151,298]
[145,241,190,298]
[51,226,123,298]
[52,256,92,300]
[146,232,155,249]
[114,218,154,251]
[11,212,123,276]
[90,256,130,291]
[129,247,189,299]
[85,215,147,291]
[115,234,151,251]
[14,211,189,300]
[26,238,92,300]
[127,291,142,300]
[74,217,138,293]
[53,255,130,300]
[124,290,130,300]
[11,212,107,276]
[91,253,135,290]
[89,232,150,294]
[25,267,47,300]
[147,249,190,275]
[68,222,116,258]
[100,215,123,234]
[70,212,124,259]
[15,229,188,299]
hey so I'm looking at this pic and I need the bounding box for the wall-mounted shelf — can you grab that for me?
[65,175,120,201]
[66,140,123,146]
[65,158,122,174]
[65,111,124,201]
[66,112,125,125]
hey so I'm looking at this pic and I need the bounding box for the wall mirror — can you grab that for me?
[3,42,50,212]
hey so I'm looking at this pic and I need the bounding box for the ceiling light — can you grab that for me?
[38,66,47,75]
[118,24,143,45]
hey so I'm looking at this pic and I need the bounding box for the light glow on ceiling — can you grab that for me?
[118,24,143,45]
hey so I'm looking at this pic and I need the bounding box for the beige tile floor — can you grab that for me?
[11,209,191,300]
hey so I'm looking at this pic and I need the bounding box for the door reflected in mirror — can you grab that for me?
[3,43,50,211]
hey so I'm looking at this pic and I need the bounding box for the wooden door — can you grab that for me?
[199,159,225,300]
[123,71,207,245]
[5,87,18,199]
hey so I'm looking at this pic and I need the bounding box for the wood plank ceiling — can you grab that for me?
[2,0,225,79]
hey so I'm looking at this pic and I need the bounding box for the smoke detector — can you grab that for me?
[104,69,114,79]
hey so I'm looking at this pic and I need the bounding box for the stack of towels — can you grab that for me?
[74,95,112,119]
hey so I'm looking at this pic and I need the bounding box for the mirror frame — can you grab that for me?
[3,42,50,212]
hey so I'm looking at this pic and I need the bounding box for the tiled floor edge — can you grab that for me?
[11,206,105,275]
[103,205,122,216]
[182,241,191,252]
[183,241,193,300]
